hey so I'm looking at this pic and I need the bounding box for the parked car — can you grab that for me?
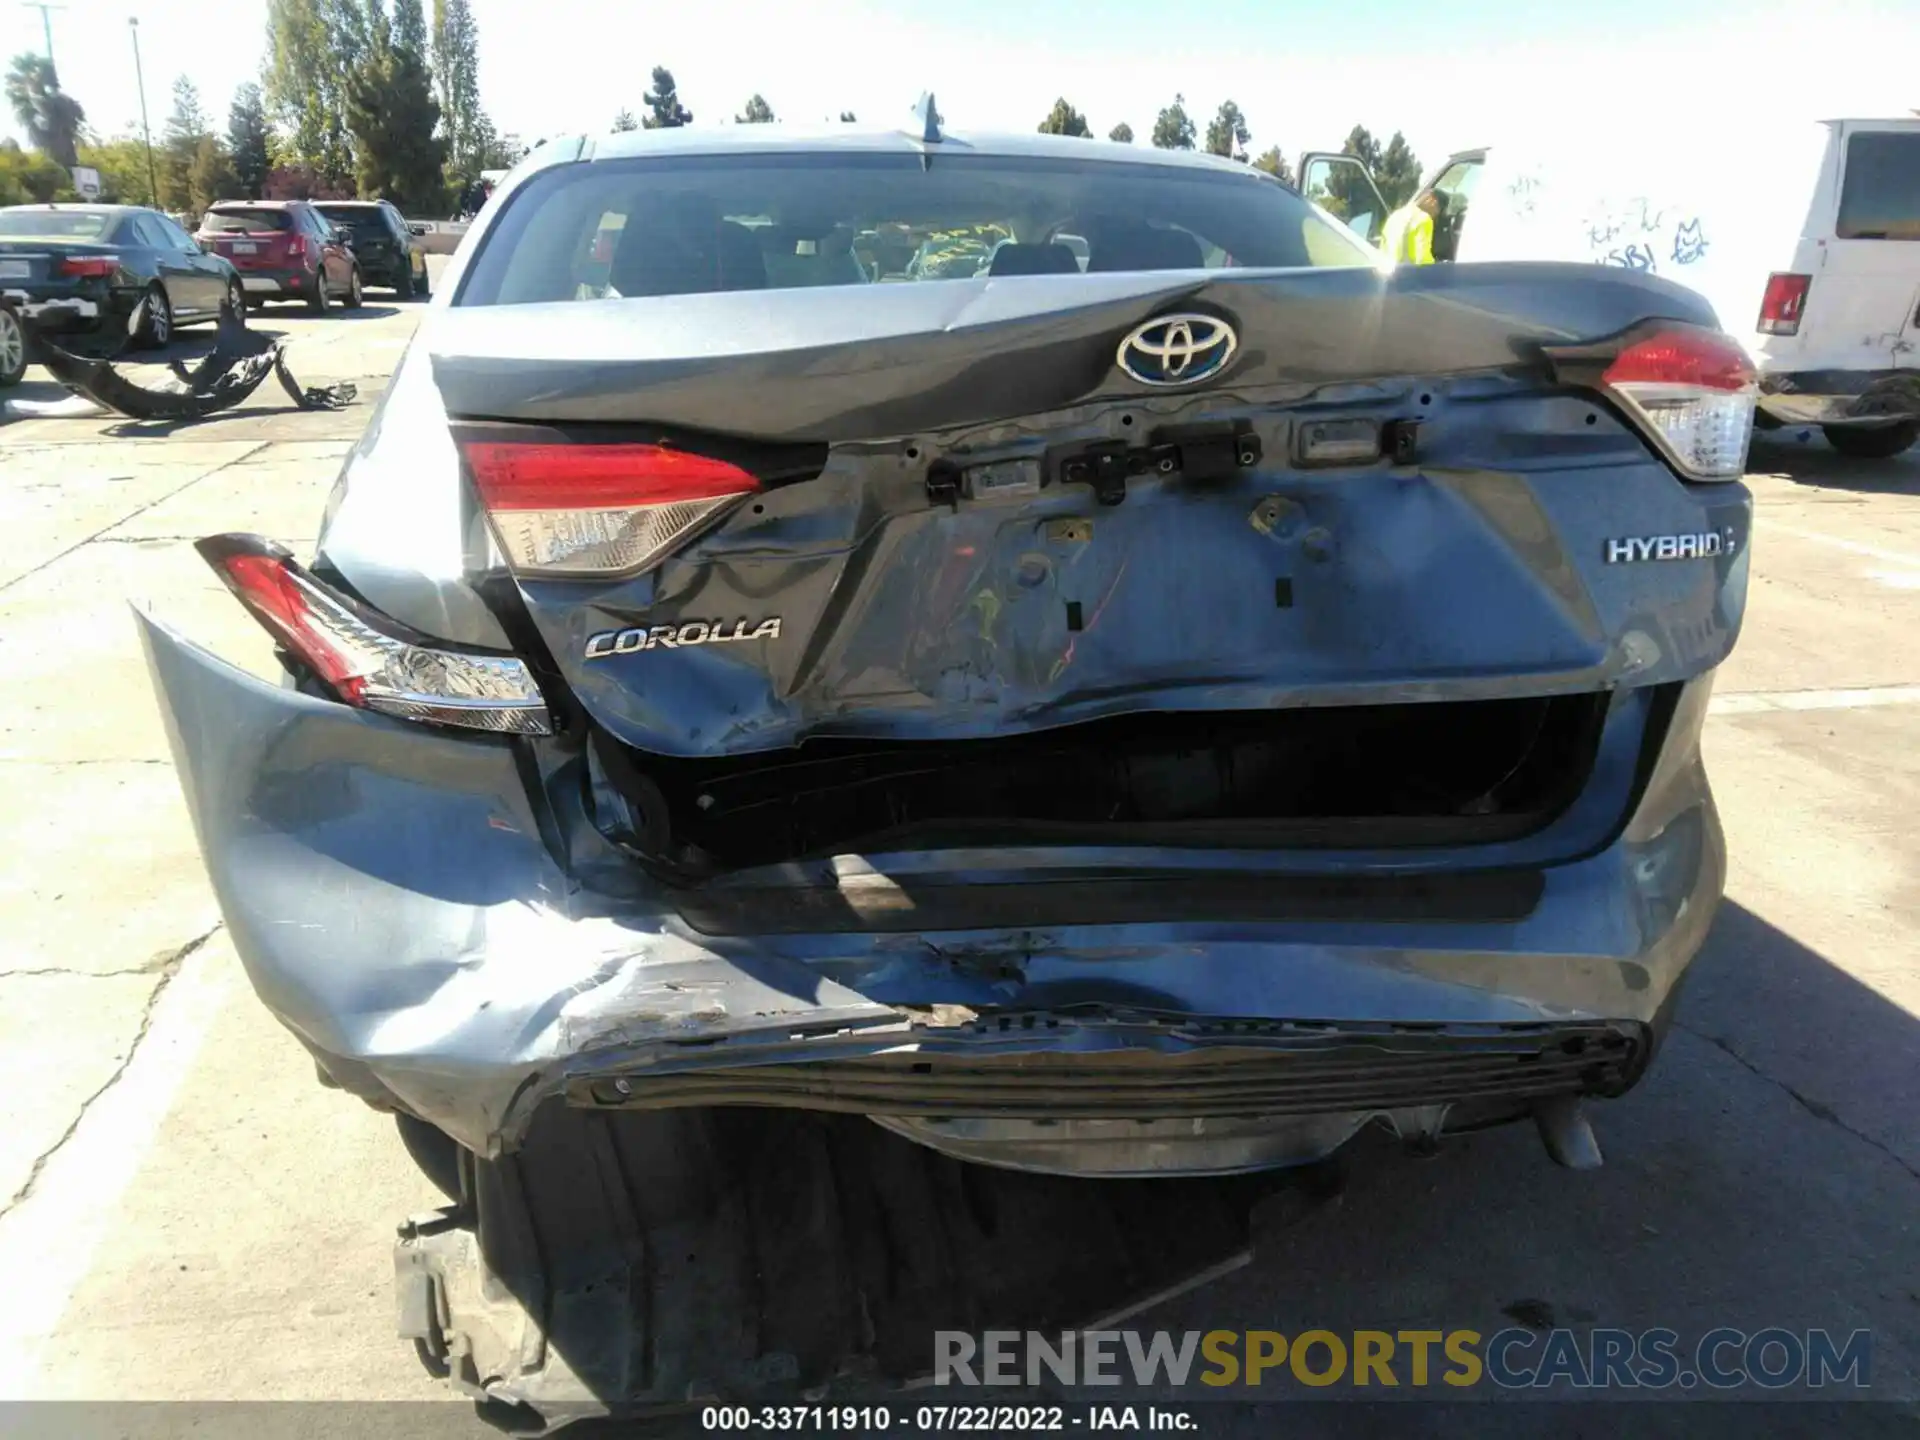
[145,126,1752,1194]
[1302,114,1920,459]
[0,202,246,383]
[196,200,363,314]
[313,199,431,299]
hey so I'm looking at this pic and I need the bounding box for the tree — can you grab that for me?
[736,93,774,124]
[227,84,272,199]
[345,0,448,212]
[1204,100,1250,161]
[159,75,209,211]
[1251,146,1294,185]
[1108,122,1132,143]
[838,110,856,122]
[431,0,483,182]
[1374,129,1422,209]
[641,66,691,128]
[6,53,85,169]
[0,137,73,204]
[1150,95,1194,150]
[187,135,242,214]
[1037,98,1090,137]
[611,109,638,132]
[77,136,157,205]
[265,0,356,188]
[1319,124,1386,223]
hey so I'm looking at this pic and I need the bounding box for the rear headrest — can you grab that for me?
[987,242,1081,277]
[1087,223,1205,273]
[609,217,768,296]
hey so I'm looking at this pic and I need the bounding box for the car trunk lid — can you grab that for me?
[425,266,1742,869]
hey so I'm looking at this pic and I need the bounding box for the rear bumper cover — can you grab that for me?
[1757,367,1920,426]
[138,605,1726,1171]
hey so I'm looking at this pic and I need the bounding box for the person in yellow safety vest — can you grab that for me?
[1380,190,1444,267]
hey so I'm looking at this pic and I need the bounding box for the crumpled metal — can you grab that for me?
[26,296,356,422]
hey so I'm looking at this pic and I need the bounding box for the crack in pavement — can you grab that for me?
[0,441,271,597]
[1679,1020,1920,1184]
[0,923,223,1221]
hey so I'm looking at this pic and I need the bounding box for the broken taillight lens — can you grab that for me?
[461,440,761,578]
[196,534,552,735]
[1600,329,1756,481]
[1552,324,1756,483]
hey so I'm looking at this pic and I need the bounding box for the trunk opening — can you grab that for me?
[597,693,1611,872]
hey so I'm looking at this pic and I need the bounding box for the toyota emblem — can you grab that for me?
[1116,313,1237,387]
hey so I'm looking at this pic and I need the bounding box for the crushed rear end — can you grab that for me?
[142,142,1752,1188]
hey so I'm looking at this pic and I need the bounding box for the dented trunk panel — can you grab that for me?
[427,265,1744,757]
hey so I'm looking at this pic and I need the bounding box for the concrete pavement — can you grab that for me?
[0,289,1915,1427]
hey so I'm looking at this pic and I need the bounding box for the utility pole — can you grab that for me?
[129,16,159,208]
[21,2,65,76]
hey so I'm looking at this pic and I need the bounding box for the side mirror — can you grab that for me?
[407,222,428,237]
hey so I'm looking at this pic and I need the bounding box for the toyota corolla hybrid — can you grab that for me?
[143,120,1750,1224]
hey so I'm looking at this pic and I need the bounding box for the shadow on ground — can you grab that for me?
[1748,430,1920,495]
[385,902,1919,1437]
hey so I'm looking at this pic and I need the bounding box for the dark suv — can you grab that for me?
[196,201,363,313]
[315,200,430,299]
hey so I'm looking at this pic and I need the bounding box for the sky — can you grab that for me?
[4,0,1916,182]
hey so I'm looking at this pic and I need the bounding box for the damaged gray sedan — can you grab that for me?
[145,124,1752,1192]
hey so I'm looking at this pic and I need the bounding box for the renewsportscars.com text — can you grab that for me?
[934,1327,1871,1391]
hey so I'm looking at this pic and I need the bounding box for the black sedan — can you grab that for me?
[314,200,431,299]
[0,203,246,385]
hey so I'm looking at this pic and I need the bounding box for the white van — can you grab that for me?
[1301,118,1920,459]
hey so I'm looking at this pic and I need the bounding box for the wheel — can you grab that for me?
[133,283,172,349]
[224,277,246,317]
[395,264,415,300]
[0,304,26,387]
[342,266,364,310]
[305,266,329,315]
[1823,421,1919,459]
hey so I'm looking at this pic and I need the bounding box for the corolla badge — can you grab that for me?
[1116,313,1237,387]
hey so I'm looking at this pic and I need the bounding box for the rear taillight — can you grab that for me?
[1600,329,1756,481]
[57,256,118,278]
[1757,272,1811,337]
[196,534,552,735]
[462,441,762,578]
[285,234,309,261]
[1551,323,1756,482]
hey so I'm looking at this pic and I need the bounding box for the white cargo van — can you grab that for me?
[1302,118,1920,458]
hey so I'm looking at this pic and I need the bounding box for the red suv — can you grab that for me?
[196,200,364,314]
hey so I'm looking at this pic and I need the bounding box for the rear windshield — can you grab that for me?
[317,204,379,227]
[201,207,294,234]
[1836,132,1920,240]
[0,208,111,239]
[458,152,1375,307]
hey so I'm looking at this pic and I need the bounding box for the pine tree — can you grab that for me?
[227,84,272,199]
[346,0,448,211]
[1038,98,1091,137]
[1203,101,1250,162]
[611,109,638,132]
[1108,122,1133,143]
[641,67,691,129]
[159,76,208,211]
[431,0,482,181]
[1150,96,1194,150]
[736,93,773,123]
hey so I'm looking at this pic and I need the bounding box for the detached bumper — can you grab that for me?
[138,607,1725,1174]
[1758,367,1920,426]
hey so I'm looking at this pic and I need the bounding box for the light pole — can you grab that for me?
[128,16,158,208]
[21,3,64,76]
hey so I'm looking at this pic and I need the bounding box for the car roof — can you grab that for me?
[582,124,1265,178]
[0,202,138,216]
